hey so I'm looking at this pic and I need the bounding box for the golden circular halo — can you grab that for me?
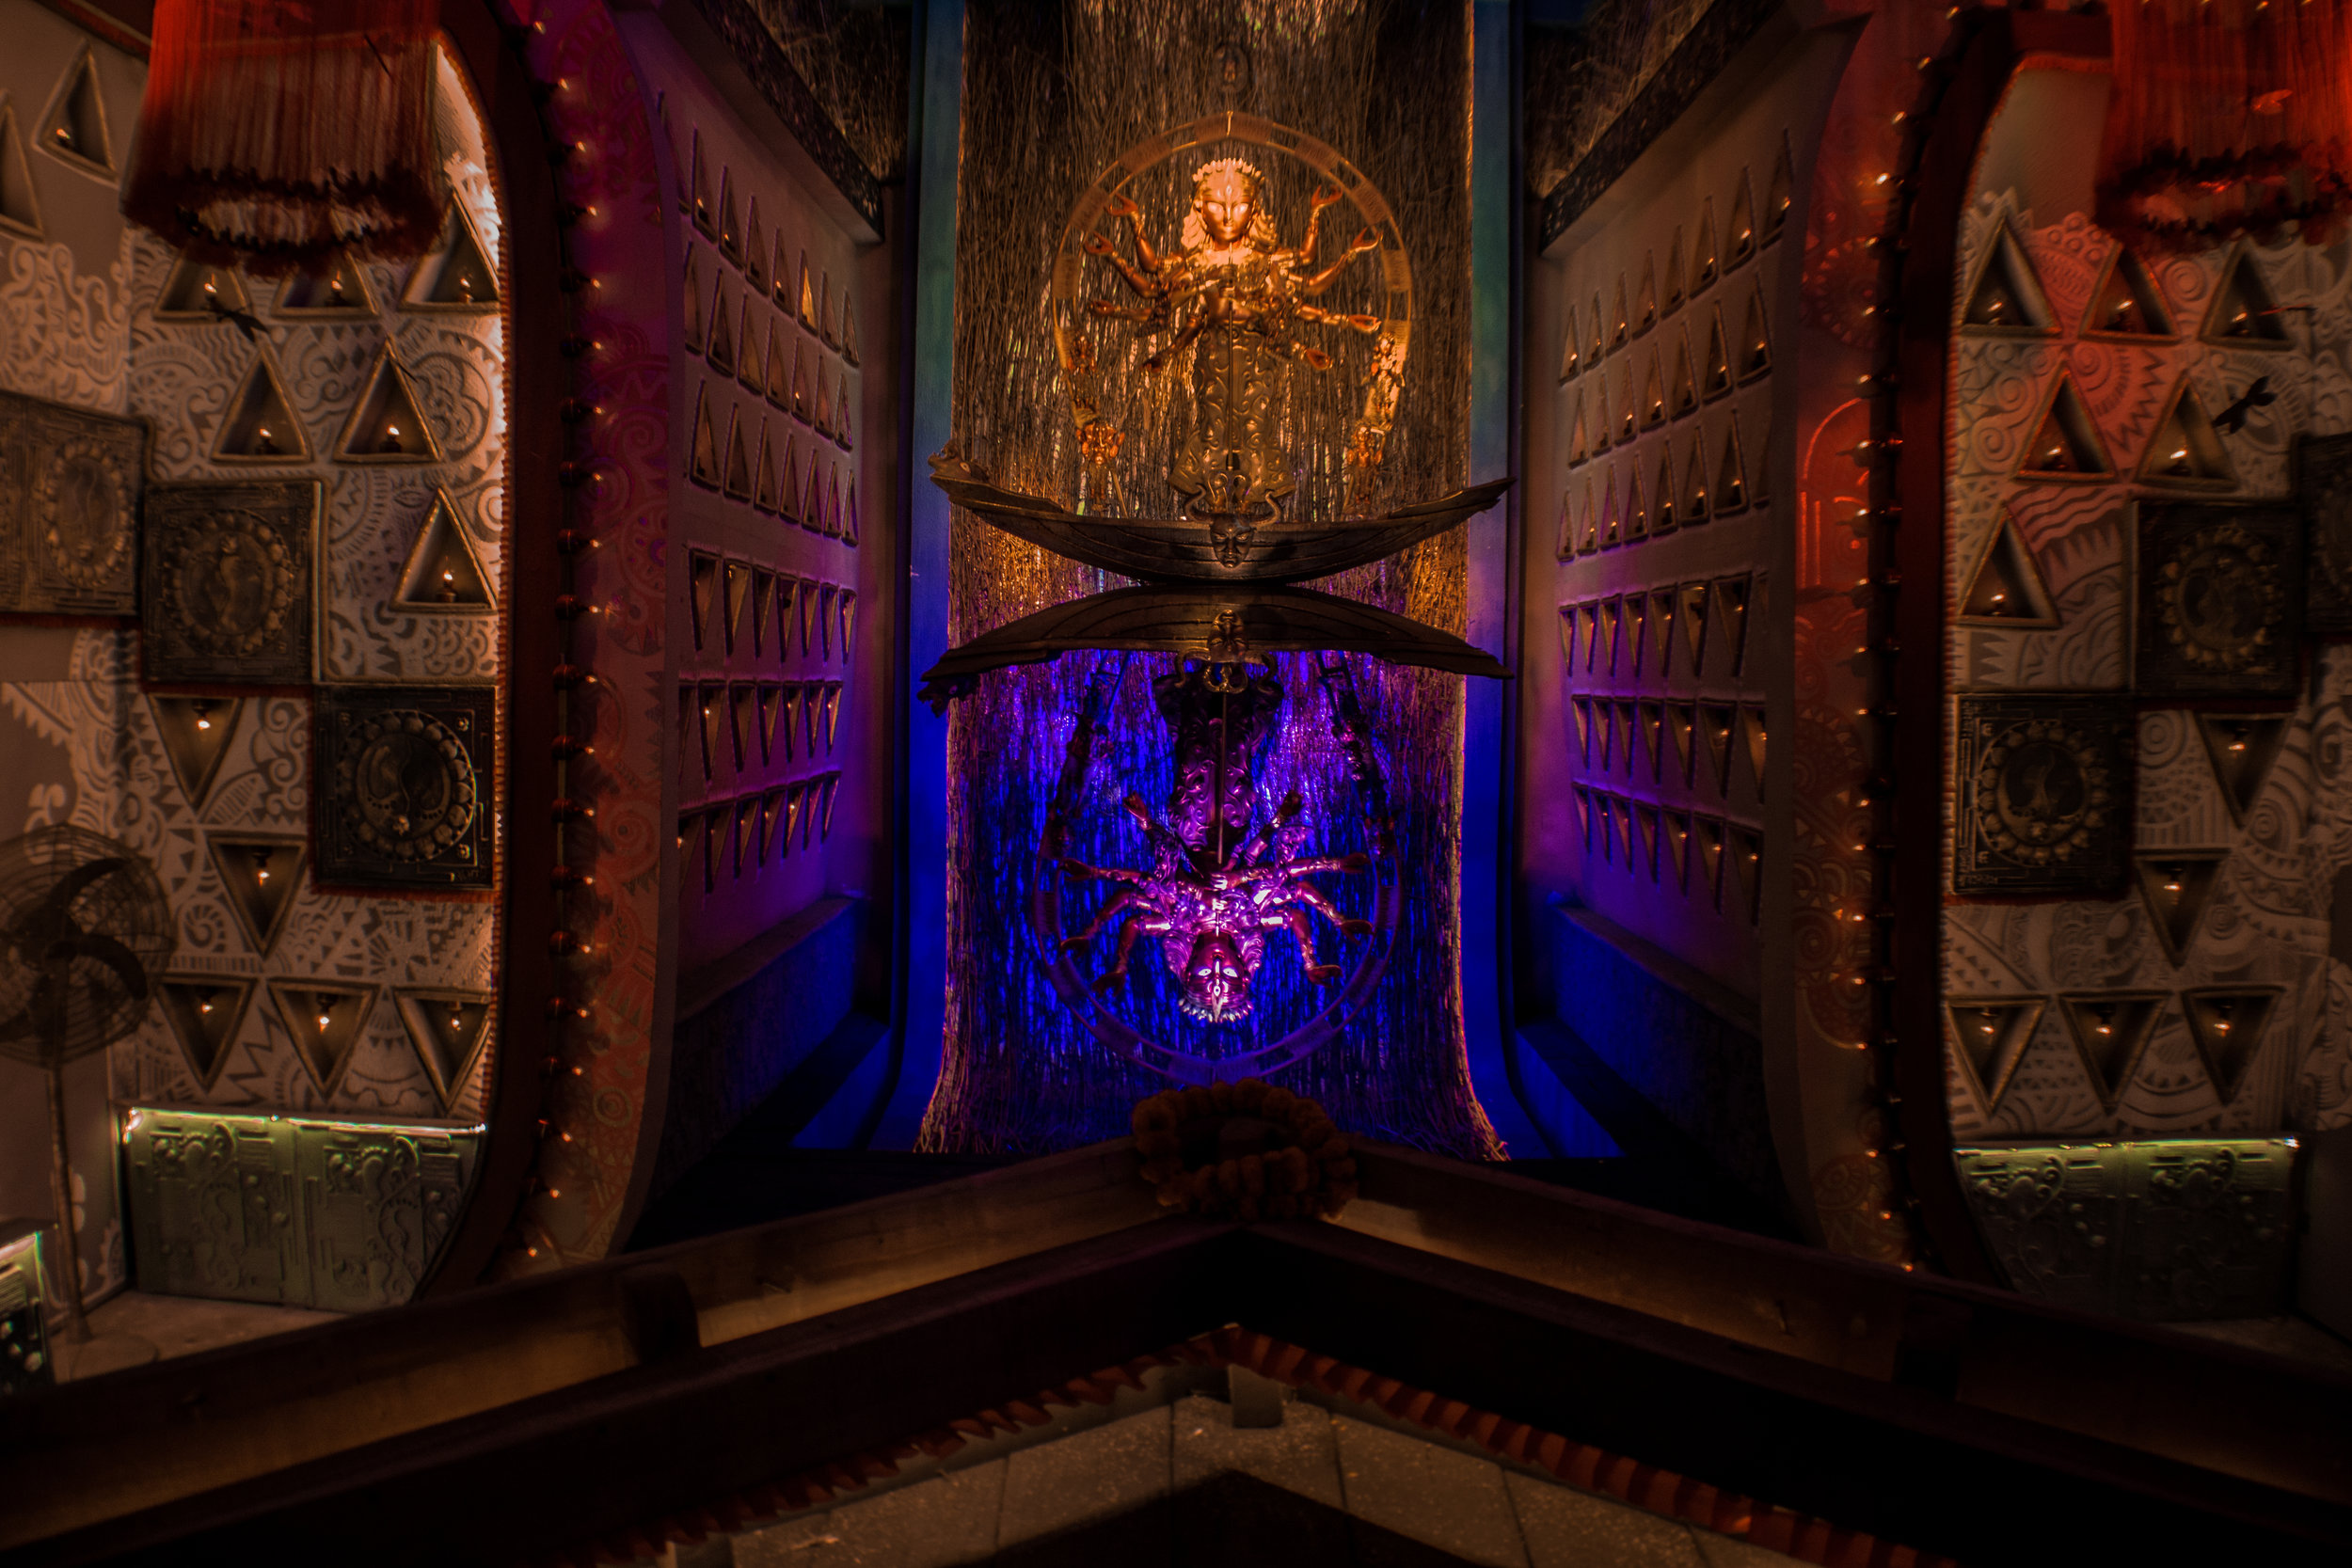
[1051,111,1413,494]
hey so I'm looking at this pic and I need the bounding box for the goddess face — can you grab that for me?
[1193,162,1262,245]
[1181,930,1252,1023]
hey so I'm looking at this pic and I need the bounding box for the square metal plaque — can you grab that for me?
[2134,500,2303,699]
[140,480,319,684]
[0,390,147,614]
[314,685,495,890]
[1952,692,2134,895]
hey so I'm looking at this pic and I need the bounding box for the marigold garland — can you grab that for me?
[1131,1077,1357,1220]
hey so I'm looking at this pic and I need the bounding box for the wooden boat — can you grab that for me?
[928,454,1513,585]
[918,583,1512,709]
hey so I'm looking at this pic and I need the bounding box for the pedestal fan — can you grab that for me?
[0,825,175,1377]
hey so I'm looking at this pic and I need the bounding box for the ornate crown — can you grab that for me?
[1193,157,1263,198]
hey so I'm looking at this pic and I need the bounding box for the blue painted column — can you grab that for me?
[876,0,961,1147]
[1463,0,1543,1155]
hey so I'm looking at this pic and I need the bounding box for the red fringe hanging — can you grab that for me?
[122,0,449,277]
[2099,0,2352,252]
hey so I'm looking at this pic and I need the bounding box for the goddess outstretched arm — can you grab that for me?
[1296,184,1347,265]
[1092,911,1152,992]
[1084,229,1161,298]
[1061,886,1141,948]
[1301,228,1381,296]
[1280,908,1343,984]
[1103,193,1165,274]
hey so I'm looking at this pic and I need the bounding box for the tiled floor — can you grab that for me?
[728,1392,1802,1568]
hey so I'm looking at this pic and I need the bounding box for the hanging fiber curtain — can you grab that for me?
[122,0,448,277]
[2099,0,2352,251]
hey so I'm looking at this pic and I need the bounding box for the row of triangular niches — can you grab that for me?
[158,973,491,1110]
[154,207,499,321]
[0,46,114,238]
[201,343,452,463]
[1949,983,2280,1120]
[1560,135,1794,379]
[2007,370,2242,486]
[1962,222,2288,347]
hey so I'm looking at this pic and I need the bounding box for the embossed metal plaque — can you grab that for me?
[121,1106,483,1310]
[2296,431,2352,633]
[140,480,319,684]
[2135,500,2303,699]
[1955,1139,2296,1320]
[314,685,495,890]
[1952,693,2134,895]
[0,389,146,615]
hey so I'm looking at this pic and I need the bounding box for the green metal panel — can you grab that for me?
[1955,1138,2297,1321]
[122,1107,482,1311]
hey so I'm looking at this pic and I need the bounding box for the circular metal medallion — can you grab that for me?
[37,438,131,590]
[166,513,295,656]
[335,710,477,862]
[2155,522,2280,673]
[1973,718,2114,867]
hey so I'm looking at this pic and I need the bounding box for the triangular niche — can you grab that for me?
[723,560,750,651]
[2135,852,2228,967]
[761,789,787,863]
[1663,230,1686,313]
[1633,254,1657,337]
[269,980,380,1098]
[1640,354,1666,430]
[1649,589,1677,676]
[716,170,741,265]
[2136,375,2236,487]
[158,977,255,1091]
[0,103,43,237]
[798,253,818,331]
[1761,134,1793,245]
[820,272,839,351]
[1609,275,1629,352]
[771,231,793,307]
[844,480,860,545]
[1669,334,1698,420]
[1613,361,1637,444]
[778,443,803,525]
[766,316,792,409]
[2015,372,2111,479]
[1737,287,1771,381]
[39,46,112,175]
[791,339,812,423]
[739,308,765,393]
[1651,448,1677,535]
[2058,992,2167,1109]
[1700,702,1737,794]
[751,569,775,656]
[1725,170,1756,269]
[2202,247,2289,346]
[720,404,748,496]
[742,198,767,293]
[1625,598,1651,676]
[690,131,714,237]
[1956,511,2058,625]
[1559,304,1581,382]
[334,344,442,463]
[757,683,781,765]
[1730,828,1764,922]
[1715,414,1750,513]
[1586,291,1604,363]
[392,989,495,1113]
[1624,465,1647,544]
[688,551,717,650]
[688,385,721,489]
[1680,581,1711,675]
[1638,703,1664,782]
[207,833,308,957]
[1716,576,1752,673]
[841,296,859,367]
[1634,803,1661,878]
[148,694,244,807]
[1946,997,2043,1117]
[404,202,499,311]
[1737,706,1767,798]
[707,273,737,376]
[1679,428,1710,523]
[1702,309,1733,401]
[1959,219,2055,333]
[2181,988,2280,1104]
[213,351,308,461]
[753,422,781,514]
[801,460,824,536]
[834,367,854,450]
[1692,200,1718,292]
[1566,394,1589,467]
[2195,714,2290,826]
[157,253,247,319]
[681,245,704,352]
[275,255,375,319]
[1662,811,1691,890]
[1692,816,1725,906]
[391,490,495,613]
[2082,245,2169,338]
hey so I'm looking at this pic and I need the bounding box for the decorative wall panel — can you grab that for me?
[1939,67,2352,1317]
[0,12,513,1305]
[0,389,143,614]
[121,1105,482,1311]
[1953,1139,2296,1321]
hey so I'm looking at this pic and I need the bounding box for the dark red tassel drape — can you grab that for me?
[122,0,448,277]
[2099,0,2352,251]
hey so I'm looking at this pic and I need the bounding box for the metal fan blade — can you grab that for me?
[45,930,152,1004]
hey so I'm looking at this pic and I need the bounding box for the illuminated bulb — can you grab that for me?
[199,1002,214,1014]
[2231,740,2247,752]
[316,1012,331,1032]
[1875,173,1891,186]
[1991,592,2007,604]
[2166,881,2182,893]
[203,277,218,295]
